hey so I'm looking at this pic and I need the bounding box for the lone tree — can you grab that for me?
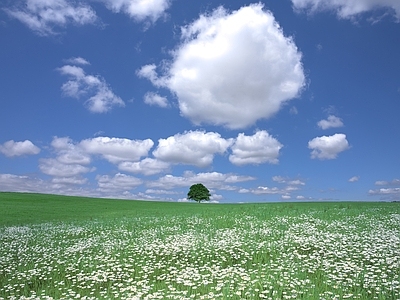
[187,183,211,203]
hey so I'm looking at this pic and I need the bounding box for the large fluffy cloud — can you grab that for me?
[138,4,304,129]
[5,0,97,36]
[308,133,350,160]
[100,0,170,23]
[229,131,283,165]
[152,131,233,167]
[79,137,154,163]
[58,59,125,113]
[292,0,400,21]
[0,140,40,157]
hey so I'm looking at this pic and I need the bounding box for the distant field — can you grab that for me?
[0,192,399,299]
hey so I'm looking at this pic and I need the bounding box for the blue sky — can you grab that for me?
[1,0,399,202]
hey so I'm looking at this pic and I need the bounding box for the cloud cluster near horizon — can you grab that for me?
[2,0,398,202]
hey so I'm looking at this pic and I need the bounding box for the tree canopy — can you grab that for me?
[187,183,211,203]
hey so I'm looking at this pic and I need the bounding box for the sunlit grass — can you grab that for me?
[0,193,399,299]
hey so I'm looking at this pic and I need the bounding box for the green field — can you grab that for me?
[0,192,399,299]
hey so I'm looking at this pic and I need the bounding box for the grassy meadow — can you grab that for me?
[0,192,399,299]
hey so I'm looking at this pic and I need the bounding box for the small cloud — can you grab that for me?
[375,179,400,186]
[145,189,180,195]
[308,133,350,160]
[100,0,171,24]
[153,130,232,167]
[348,176,359,182]
[58,62,125,113]
[272,176,305,186]
[51,177,87,185]
[39,158,91,177]
[291,0,400,22]
[147,171,255,191]
[5,0,97,36]
[318,115,344,130]
[0,140,40,157]
[229,131,283,165]
[65,57,90,65]
[118,158,170,176]
[369,187,400,199]
[143,92,169,108]
[96,173,143,193]
[79,136,154,164]
[289,106,298,115]
[177,198,189,202]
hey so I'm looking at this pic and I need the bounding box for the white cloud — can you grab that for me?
[58,63,125,113]
[118,158,169,176]
[139,4,304,129]
[292,0,400,21]
[51,137,91,165]
[0,173,45,193]
[0,140,40,157]
[153,131,233,167]
[272,176,286,183]
[250,186,282,195]
[375,179,400,186]
[65,57,90,65]
[273,176,306,186]
[318,115,344,130]
[38,137,92,179]
[148,171,255,190]
[143,92,169,107]
[0,173,106,198]
[40,136,153,181]
[96,173,143,193]
[349,176,360,182]
[308,133,350,160]
[290,106,299,115]
[39,158,91,177]
[100,0,170,23]
[244,176,305,196]
[5,0,97,36]
[229,131,283,165]
[369,187,400,199]
[51,176,87,185]
[79,137,154,164]
[244,185,300,196]
[137,64,166,87]
[145,189,180,195]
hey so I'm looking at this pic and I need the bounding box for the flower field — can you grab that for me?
[0,195,399,299]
